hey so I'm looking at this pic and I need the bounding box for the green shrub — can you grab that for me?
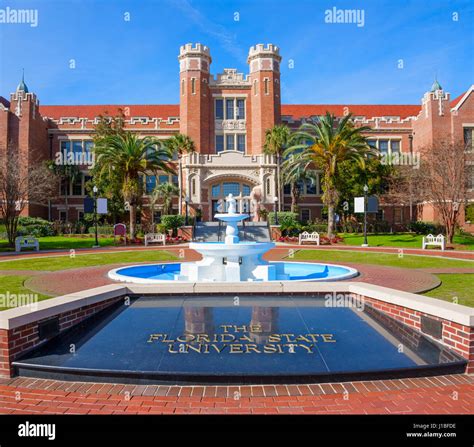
[17,217,54,237]
[161,214,185,236]
[465,204,474,223]
[87,225,115,235]
[408,221,445,235]
[268,212,300,236]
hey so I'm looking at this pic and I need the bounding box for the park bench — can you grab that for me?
[422,234,445,251]
[15,236,39,252]
[145,233,166,247]
[298,231,320,245]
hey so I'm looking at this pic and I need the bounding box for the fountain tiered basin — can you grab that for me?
[108,194,358,283]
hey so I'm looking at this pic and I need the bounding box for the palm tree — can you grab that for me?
[285,113,374,238]
[263,125,291,211]
[165,134,195,216]
[281,158,318,213]
[93,132,175,239]
[46,161,81,225]
[150,182,179,220]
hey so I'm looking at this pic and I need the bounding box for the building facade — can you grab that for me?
[1,43,473,229]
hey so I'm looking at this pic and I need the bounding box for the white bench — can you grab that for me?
[144,233,166,247]
[298,231,320,245]
[15,236,39,252]
[422,234,445,250]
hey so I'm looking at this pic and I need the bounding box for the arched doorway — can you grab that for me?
[209,180,253,220]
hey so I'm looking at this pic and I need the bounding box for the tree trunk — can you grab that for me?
[291,183,298,213]
[276,153,282,212]
[129,205,136,240]
[327,204,335,239]
[178,156,183,216]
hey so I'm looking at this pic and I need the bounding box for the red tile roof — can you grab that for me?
[38,103,425,121]
[281,104,421,120]
[450,91,467,108]
[39,104,180,120]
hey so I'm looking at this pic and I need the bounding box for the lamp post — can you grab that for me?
[93,185,99,248]
[362,184,369,247]
[273,196,279,225]
[185,196,189,226]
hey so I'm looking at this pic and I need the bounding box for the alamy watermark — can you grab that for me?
[324,7,365,28]
[0,7,38,27]
[324,292,365,311]
[0,292,38,310]
[54,150,95,167]
[381,151,421,169]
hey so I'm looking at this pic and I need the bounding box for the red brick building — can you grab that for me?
[1,43,473,229]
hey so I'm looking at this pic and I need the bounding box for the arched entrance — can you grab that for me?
[205,175,259,221]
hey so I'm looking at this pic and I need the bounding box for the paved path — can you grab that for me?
[0,375,472,414]
[21,253,442,296]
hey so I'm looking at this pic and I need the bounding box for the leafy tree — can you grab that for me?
[165,134,195,215]
[45,161,81,224]
[264,125,291,211]
[93,132,175,239]
[286,113,374,238]
[151,182,179,220]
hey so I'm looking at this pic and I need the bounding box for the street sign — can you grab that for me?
[354,196,379,213]
[97,198,108,214]
[84,197,94,214]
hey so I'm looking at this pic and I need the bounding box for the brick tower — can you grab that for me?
[247,44,282,154]
[178,43,212,153]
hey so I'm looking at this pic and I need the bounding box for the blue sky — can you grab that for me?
[0,0,473,105]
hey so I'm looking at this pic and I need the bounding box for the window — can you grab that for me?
[283,184,291,195]
[172,175,179,185]
[84,141,93,154]
[192,178,196,195]
[242,184,251,196]
[301,209,311,223]
[464,128,473,151]
[223,182,240,196]
[264,78,269,95]
[367,139,377,149]
[60,178,68,196]
[215,99,224,120]
[306,179,317,195]
[253,79,258,96]
[226,134,235,151]
[72,141,83,155]
[72,175,82,196]
[158,175,169,185]
[78,211,84,221]
[393,208,403,224]
[216,135,224,153]
[212,184,221,197]
[59,211,67,222]
[226,99,234,119]
[236,99,245,119]
[467,166,474,190]
[379,140,389,154]
[146,175,156,193]
[191,78,196,94]
[60,141,70,156]
[391,140,400,154]
[266,178,271,195]
[237,134,246,152]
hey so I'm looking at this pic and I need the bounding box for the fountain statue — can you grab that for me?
[178,194,283,282]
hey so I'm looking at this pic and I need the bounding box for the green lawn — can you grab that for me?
[0,276,51,311]
[339,232,474,250]
[0,236,116,252]
[290,249,474,269]
[0,250,178,271]
[424,274,474,307]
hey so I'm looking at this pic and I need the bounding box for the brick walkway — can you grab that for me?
[18,254,441,296]
[0,375,473,414]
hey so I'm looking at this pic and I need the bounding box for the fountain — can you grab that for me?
[179,194,280,282]
[108,193,358,283]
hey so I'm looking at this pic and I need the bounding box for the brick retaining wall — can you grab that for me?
[0,296,123,378]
